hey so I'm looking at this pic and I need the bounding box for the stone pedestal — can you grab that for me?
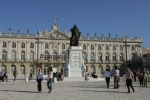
[65,46,86,77]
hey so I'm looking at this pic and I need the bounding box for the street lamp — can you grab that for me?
[125,36,128,71]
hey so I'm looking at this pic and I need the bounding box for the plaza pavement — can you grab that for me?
[0,77,150,100]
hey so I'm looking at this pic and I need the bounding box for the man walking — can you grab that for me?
[114,66,119,89]
[126,68,135,93]
[1,70,5,82]
[104,69,111,88]
[13,68,17,81]
[143,67,149,87]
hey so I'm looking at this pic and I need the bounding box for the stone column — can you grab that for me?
[25,63,30,76]
[35,42,38,61]
[117,45,120,63]
[17,41,20,61]
[95,44,97,62]
[7,41,11,61]
[110,45,112,63]
[102,44,105,63]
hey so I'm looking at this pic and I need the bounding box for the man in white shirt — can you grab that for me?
[114,67,120,89]
[104,69,111,88]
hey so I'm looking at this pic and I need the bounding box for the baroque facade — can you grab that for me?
[0,24,142,77]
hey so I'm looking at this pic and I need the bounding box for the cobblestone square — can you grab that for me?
[0,79,150,100]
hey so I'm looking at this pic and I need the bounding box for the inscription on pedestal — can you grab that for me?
[72,53,80,68]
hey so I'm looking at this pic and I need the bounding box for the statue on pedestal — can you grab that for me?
[70,25,81,46]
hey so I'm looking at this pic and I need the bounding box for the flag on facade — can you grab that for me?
[55,18,58,20]
[40,54,44,58]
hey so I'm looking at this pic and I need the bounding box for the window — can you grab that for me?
[98,53,102,61]
[44,52,49,60]
[12,42,16,48]
[21,42,25,48]
[29,65,34,75]
[2,51,7,60]
[106,45,109,50]
[44,65,49,75]
[62,44,65,49]
[91,45,94,50]
[113,46,116,51]
[20,65,25,75]
[120,53,123,61]
[105,53,109,61]
[1,65,6,72]
[11,65,16,75]
[30,51,34,60]
[90,53,95,61]
[30,43,34,48]
[3,42,7,48]
[45,43,49,48]
[82,52,87,61]
[21,51,25,60]
[132,46,134,51]
[120,46,123,51]
[53,66,58,73]
[11,51,16,60]
[83,45,86,50]
[98,66,103,74]
[61,52,66,61]
[91,66,95,73]
[98,45,101,50]
[53,52,57,60]
[113,53,116,61]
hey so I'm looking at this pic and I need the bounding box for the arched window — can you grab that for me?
[120,46,123,51]
[44,65,49,75]
[53,65,58,73]
[106,45,109,50]
[113,46,116,51]
[3,42,7,48]
[20,65,25,75]
[90,53,95,61]
[61,52,66,61]
[82,52,87,61]
[53,52,57,60]
[45,43,49,48]
[113,53,116,61]
[30,51,34,60]
[98,66,103,74]
[29,65,34,75]
[98,53,102,61]
[91,65,95,73]
[91,45,94,50]
[12,42,16,48]
[98,45,101,50]
[30,43,34,48]
[21,51,25,60]
[11,51,16,60]
[120,53,123,61]
[44,51,49,60]
[21,42,25,48]
[62,44,65,49]
[2,51,7,60]
[83,45,86,50]
[1,65,6,71]
[105,53,109,61]
[11,65,16,75]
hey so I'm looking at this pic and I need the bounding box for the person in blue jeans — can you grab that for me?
[47,67,53,93]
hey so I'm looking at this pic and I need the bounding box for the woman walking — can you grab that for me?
[47,67,53,93]
[126,68,135,93]
[37,67,43,93]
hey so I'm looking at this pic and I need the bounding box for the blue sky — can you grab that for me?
[0,0,150,48]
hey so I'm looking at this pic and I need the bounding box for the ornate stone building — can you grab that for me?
[0,24,142,77]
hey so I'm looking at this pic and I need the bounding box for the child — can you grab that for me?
[138,73,143,87]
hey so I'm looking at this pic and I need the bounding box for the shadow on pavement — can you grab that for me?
[0,90,38,93]
[78,90,127,93]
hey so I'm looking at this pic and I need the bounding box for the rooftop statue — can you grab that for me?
[70,25,81,46]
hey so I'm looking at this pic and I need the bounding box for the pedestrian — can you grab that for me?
[126,68,135,93]
[84,70,89,82]
[47,67,53,93]
[138,72,143,87]
[104,69,111,88]
[1,70,5,82]
[37,67,43,93]
[133,70,137,82]
[13,68,17,81]
[113,66,119,89]
[143,67,149,87]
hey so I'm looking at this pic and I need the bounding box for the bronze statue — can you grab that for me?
[70,25,81,46]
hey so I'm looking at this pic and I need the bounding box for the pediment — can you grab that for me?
[43,30,69,39]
